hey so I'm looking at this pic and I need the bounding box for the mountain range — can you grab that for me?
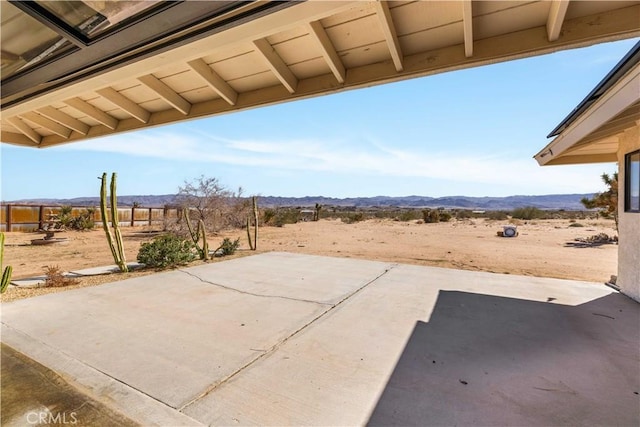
[4,193,593,211]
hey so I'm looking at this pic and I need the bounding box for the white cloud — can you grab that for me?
[58,130,614,194]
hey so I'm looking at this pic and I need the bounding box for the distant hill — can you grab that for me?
[4,193,594,211]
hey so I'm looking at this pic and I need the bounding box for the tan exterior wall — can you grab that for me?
[617,125,640,302]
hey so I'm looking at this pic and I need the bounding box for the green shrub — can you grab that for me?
[486,211,508,221]
[422,209,440,223]
[438,211,452,222]
[58,205,74,228]
[267,209,299,227]
[70,208,95,230]
[398,210,421,222]
[216,237,240,256]
[568,222,585,227]
[511,206,544,220]
[137,234,197,269]
[341,212,366,224]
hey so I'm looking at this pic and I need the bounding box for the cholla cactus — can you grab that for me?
[185,207,209,260]
[1,232,13,293]
[100,173,128,273]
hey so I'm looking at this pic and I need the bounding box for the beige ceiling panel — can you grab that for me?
[118,84,159,105]
[138,99,172,113]
[267,26,309,46]
[289,57,333,80]
[339,41,391,69]
[400,23,464,56]
[211,51,271,82]
[566,1,639,20]
[474,2,548,40]
[157,70,203,94]
[82,97,121,116]
[271,35,320,65]
[391,1,462,35]
[147,62,192,80]
[325,14,386,52]
[320,3,374,29]
[18,117,53,137]
[200,46,254,66]
[111,81,145,93]
[180,86,221,104]
[227,71,281,93]
[472,1,533,16]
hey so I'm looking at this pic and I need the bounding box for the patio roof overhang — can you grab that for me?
[2,1,640,149]
[535,41,640,166]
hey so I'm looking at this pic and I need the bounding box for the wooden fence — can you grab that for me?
[0,204,181,232]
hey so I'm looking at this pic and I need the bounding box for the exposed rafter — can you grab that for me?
[37,106,89,135]
[96,87,151,123]
[253,38,298,93]
[64,97,118,130]
[547,0,570,42]
[462,0,474,58]
[7,117,41,144]
[20,111,71,138]
[138,74,191,115]
[307,20,345,84]
[187,59,238,105]
[374,1,403,72]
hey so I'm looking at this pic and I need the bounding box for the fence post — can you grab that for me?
[148,208,152,226]
[6,205,12,232]
[39,205,45,230]
[131,207,135,227]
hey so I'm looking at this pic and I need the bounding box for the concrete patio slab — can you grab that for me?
[1,253,638,426]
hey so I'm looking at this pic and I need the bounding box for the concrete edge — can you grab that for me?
[0,324,203,427]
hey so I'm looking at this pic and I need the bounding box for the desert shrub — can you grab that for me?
[43,265,79,287]
[455,210,472,219]
[215,237,241,256]
[422,209,440,223]
[263,209,277,224]
[568,222,584,227]
[70,207,96,230]
[511,206,544,220]
[398,210,421,222]
[438,211,452,222]
[341,212,366,224]
[57,205,74,228]
[268,209,300,227]
[486,211,508,221]
[137,234,197,269]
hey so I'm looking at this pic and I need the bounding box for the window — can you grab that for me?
[625,150,640,212]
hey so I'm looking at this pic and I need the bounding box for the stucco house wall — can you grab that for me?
[617,125,640,302]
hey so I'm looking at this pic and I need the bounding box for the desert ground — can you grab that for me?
[1,217,618,302]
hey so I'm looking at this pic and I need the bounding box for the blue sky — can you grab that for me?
[2,38,637,201]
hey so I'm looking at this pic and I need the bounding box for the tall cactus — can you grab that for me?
[184,207,209,260]
[100,173,128,272]
[1,232,13,294]
[246,196,259,251]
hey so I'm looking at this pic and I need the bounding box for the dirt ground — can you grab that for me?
[1,218,618,302]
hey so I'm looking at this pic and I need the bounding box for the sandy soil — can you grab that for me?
[1,218,618,302]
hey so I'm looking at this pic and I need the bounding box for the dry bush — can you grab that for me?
[43,265,79,287]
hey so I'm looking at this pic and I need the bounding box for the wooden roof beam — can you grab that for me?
[374,1,403,72]
[253,38,298,93]
[547,0,570,42]
[187,59,238,106]
[37,106,89,135]
[7,117,41,144]
[20,111,72,138]
[138,74,191,115]
[307,20,346,84]
[96,87,151,123]
[64,97,118,130]
[462,0,474,58]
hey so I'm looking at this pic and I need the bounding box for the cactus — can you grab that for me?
[184,207,209,260]
[246,196,259,250]
[100,173,128,273]
[1,232,13,293]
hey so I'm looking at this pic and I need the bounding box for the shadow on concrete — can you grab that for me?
[367,291,640,426]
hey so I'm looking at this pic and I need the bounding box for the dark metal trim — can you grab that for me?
[2,1,293,108]
[624,149,640,213]
[547,41,640,138]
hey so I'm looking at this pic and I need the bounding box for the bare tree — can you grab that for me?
[176,176,248,233]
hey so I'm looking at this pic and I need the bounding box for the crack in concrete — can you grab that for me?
[178,264,397,412]
[178,269,334,306]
